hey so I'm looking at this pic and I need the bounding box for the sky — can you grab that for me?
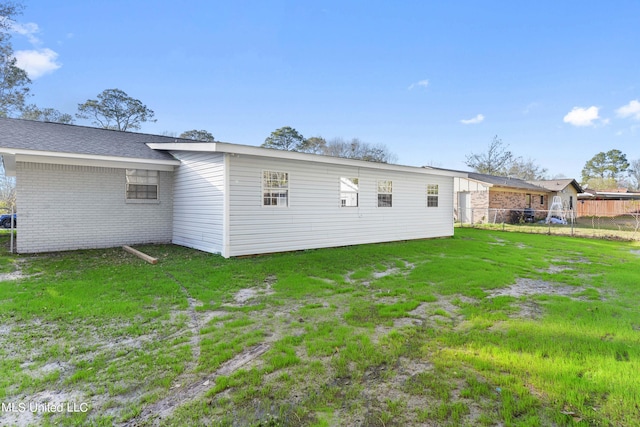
[7,0,640,180]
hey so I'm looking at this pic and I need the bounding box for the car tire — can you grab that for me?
[1,219,12,229]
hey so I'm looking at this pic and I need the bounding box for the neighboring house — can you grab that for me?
[528,179,583,215]
[578,188,640,217]
[453,172,550,224]
[0,118,464,257]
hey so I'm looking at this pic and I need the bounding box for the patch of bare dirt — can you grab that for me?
[0,259,40,282]
[223,275,276,307]
[539,264,573,274]
[488,278,603,319]
[346,260,416,288]
[518,300,544,319]
[552,256,592,265]
[487,278,585,299]
[122,343,270,426]
[372,261,415,279]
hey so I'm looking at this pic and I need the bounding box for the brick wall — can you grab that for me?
[16,162,173,253]
[489,190,547,210]
[470,191,489,223]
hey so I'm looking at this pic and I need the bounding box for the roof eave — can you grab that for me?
[0,148,180,174]
[148,142,467,177]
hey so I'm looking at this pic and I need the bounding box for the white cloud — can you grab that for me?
[14,48,61,79]
[616,100,640,120]
[460,114,485,125]
[408,79,429,90]
[10,21,41,45]
[563,106,600,127]
[8,19,62,79]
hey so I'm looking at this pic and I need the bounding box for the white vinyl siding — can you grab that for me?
[170,151,225,254]
[225,155,453,257]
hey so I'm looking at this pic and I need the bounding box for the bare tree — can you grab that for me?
[20,104,74,123]
[628,159,640,191]
[506,157,548,180]
[465,135,513,175]
[324,138,397,163]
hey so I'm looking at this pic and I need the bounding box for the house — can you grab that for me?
[528,179,583,215]
[453,172,551,224]
[0,117,464,257]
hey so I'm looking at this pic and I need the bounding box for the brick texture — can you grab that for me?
[16,162,173,253]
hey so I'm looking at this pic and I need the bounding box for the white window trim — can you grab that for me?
[125,169,159,202]
[262,170,289,207]
[427,184,439,208]
[377,180,393,208]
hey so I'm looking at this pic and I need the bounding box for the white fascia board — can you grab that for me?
[0,148,179,171]
[147,142,466,178]
[1,154,17,176]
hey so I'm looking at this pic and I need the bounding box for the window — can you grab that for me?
[427,184,439,207]
[263,170,289,207]
[340,177,359,207]
[525,194,532,208]
[126,169,158,200]
[540,195,544,205]
[377,180,392,207]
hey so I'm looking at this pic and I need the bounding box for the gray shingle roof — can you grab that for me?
[468,172,550,192]
[0,117,186,161]
[528,179,583,193]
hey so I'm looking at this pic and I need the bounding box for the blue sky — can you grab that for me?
[9,0,640,179]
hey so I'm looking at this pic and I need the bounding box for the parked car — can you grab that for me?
[0,213,16,229]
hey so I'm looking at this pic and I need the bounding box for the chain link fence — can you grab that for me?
[456,208,640,241]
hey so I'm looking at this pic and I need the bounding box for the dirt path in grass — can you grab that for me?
[164,271,202,371]
[119,272,273,426]
[121,343,270,426]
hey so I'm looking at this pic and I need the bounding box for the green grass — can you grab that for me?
[0,229,639,426]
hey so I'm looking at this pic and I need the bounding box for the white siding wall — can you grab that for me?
[553,188,578,211]
[16,162,173,253]
[226,155,453,257]
[170,152,225,254]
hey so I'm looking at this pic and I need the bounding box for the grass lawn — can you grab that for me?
[0,228,639,426]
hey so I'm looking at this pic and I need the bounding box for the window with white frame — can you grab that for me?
[126,169,158,200]
[427,184,439,207]
[340,177,359,207]
[377,180,392,207]
[263,170,289,207]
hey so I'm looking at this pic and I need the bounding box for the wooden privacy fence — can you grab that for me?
[577,199,640,217]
